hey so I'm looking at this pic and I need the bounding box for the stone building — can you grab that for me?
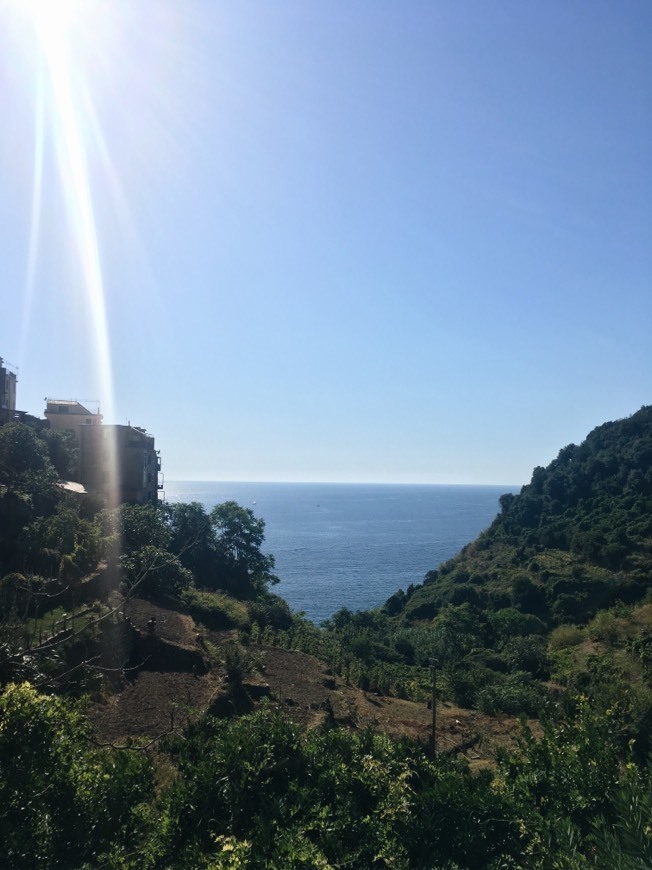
[45,399,161,505]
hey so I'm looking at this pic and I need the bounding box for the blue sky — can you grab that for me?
[1,1,650,485]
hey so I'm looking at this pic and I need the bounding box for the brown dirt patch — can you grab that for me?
[87,605,537,762]
[255,646,534,762]
[89,670,224,744]
[123,598,198,648]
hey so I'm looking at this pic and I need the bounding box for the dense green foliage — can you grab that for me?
[146,707,521,869]
[2,682,652,868]
[0,683,152,868]
[404,405,652,627]
[0,422,66,571]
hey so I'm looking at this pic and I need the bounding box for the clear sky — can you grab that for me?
[1,0,650,485]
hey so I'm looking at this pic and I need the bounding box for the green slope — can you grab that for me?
[400,405,652,627]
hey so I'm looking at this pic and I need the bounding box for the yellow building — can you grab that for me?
[45,399,161,505]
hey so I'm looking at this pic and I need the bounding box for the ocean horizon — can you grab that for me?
[163,481,520,624]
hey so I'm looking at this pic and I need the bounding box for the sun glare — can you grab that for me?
[9,0,120,506]
[4,0,192,509]
[21,0,82,33]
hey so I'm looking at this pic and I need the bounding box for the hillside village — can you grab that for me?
[0,356,161,505]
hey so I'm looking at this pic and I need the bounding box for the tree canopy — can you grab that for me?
[210,500,279,597]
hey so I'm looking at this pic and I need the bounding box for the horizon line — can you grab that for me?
[164,478,523,488]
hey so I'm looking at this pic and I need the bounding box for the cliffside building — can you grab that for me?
[45,399,161,505]
[0,358,19,425]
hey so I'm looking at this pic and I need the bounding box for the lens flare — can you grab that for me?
[7,0,193,505]
[21,56,44,361]
[22,0,81,32]
[18,0,119,506]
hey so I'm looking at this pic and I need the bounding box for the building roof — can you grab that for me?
[59,480,88,494]
[45,399,100,416]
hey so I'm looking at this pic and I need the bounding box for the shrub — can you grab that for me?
[181,587,250,630]
[503,635,550,679]
[248,593,293,630]
[548,624,584,650]
[0,683,152,867]
[587,609,625,645]
[490,608,547,641]
[476,672,548,716]
[223,641,254,687]
[448,661,495,708]
[151,708,524,868]
[120,546,193,598]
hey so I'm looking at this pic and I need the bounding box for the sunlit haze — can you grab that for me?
[1,1,650,485]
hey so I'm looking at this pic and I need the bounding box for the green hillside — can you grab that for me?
[312,406,652,728]
[400,404,652,625]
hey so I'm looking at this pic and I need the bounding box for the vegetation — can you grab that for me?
[308,406,652,716]
[0,420,279,691]
[0,682,152,868]
[0,406,651,866]
[404,405,652,627]
[1,682,651,868]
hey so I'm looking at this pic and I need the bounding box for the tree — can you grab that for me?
[21,501,102,579]
[100,503,171,555]
[210,501,278,598]
[431,603,487,664]
[0,682,152,868]
[40,428,78,480]
[497,695,650,865]
[120,545,193,598]
[0,424,61,572]
[163,501,217,580]
[0,423,55,493]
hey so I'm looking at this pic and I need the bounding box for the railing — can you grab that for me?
[26,606,105,651]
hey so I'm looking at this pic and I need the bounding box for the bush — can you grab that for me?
[120,546,193,598]
[448,661,495,708]
[0,683,152,868]
[587,609,625,645]
[150,708,524,868]
[503,635,550,679]
[476,672,548,716]
[181,587,250,630]
[223,641,255,687]
[249,593,293,630]
[549,624,584,650]
[490,608,547,641]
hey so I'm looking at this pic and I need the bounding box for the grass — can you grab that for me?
[181,587,250,631]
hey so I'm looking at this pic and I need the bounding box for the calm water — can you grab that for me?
[163,482,518,624]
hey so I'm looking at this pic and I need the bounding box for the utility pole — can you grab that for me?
[430,658,438,757]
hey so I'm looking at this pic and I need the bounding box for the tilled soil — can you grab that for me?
[90,670,223,744]
[89,598,536,762]
[122,598,198,648]
[256,646,524,759]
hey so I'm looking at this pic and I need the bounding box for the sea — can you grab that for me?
[163,482,520,625]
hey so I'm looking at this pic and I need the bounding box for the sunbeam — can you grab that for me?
[19,0,119,505]
[21,51,44,363]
